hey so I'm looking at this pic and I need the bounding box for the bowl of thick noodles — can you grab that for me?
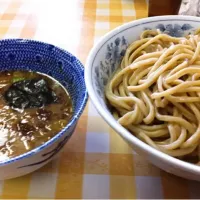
[85,15,200,181]
[0,39,87,179]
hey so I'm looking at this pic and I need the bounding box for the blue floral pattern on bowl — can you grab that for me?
[154,24,193,37]
[94,36,128,98]
[94,23,194,100]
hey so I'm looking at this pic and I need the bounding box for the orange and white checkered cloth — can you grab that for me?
[0,0,200,199]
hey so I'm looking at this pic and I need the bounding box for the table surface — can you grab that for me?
[0,0,200,199]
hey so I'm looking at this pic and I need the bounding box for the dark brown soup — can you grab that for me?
[0,70,73,161]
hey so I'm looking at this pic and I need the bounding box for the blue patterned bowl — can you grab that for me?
[0,39,88,179]
[85,15,200,181]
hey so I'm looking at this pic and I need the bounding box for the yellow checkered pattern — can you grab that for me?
[0,0,199,199]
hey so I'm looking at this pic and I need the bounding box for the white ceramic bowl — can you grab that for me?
[85,15,200,181]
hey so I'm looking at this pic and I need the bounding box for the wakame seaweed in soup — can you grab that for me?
[0,70,73,161]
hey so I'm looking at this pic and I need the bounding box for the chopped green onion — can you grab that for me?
[12,77,25,83]
[52,82,60,89]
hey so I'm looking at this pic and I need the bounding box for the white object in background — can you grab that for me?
[179,0,200,16]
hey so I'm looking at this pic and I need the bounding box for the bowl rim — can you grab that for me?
[85,15,200,174]
[0,38,88,166]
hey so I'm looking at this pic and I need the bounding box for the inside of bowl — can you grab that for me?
[0,39,86,116]
[91,19,198,112]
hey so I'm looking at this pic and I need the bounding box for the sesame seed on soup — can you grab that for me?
[0,70,73,161]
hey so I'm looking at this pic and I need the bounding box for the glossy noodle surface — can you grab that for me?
[0,71,72,161]
[105,29,200,164]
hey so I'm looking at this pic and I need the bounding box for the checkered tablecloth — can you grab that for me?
[0,0,200,199]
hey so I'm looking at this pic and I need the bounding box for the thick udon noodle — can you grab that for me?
[105,29,200,164]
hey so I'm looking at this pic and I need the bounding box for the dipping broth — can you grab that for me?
[0,70,73,161]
